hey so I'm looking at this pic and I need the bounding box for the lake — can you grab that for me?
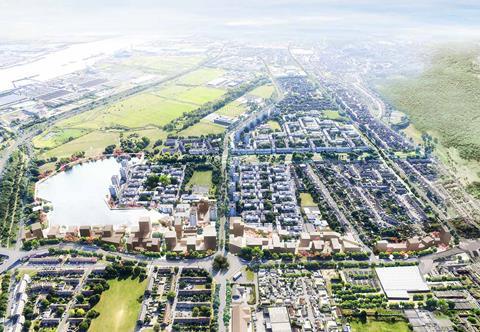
[36,158,159,227]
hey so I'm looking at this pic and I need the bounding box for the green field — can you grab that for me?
[89,278,147,332]
[300,192,316,207]
[249,84,275,98]
[379,47,480,182]
[323,110,344,121]
[33,128,90,149]
[179,119,225,136]
[41,131,120,159]
[177,68,225,85]
[187,170,213,189]
[175,86,225,105]
[60,93,196,129]
[351,320,410,332]
[215,100,248,117]
[267,120,282,131]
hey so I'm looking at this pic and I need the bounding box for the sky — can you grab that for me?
[1,0,480,41]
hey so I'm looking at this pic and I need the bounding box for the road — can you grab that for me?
[305,164,374,257]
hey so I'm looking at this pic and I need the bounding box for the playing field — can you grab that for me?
[350,320,410,332]
[89,278,147,332]
[249,84,275,98]
[179,119,225,136]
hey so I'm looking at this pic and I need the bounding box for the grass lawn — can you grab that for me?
[300,192,316,207]
[249,84,275,98]
[187,170,213,189]
[350,320,410,332]
[40,131,119,159]
[175,86,225,105]
[179,119,225,136]
[267,120,282,131]
[177,68,225,86]
[323,110,344,120]
[215,100,248,117]
[245,268,255,282]
[33,128,90,149]
[89,277,147,332]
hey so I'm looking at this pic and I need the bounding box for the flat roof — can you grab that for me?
[375,266,429,299]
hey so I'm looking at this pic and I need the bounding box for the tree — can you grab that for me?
[144,174,160,190]
[212,255,229,270]
[166,291,176,302]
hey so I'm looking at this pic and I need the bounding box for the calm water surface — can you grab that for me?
[37,158,158,226]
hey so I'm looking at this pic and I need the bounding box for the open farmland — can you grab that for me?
[379,48,480,181]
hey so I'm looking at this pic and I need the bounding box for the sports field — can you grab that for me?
[89,278,147,332]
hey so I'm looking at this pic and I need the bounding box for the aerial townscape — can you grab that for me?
[1,1,480,332]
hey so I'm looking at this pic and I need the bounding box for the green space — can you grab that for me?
[32,128,90,149]
[379,47,480,182]
[177,68,225,86]
[350,319,410,332]
[323,110,344,121]
[175,86,225,105]
[187,170,213,189]
[245,268,255,282]
[89,278,147,332]
[179,119,225,136]
[60,93,196,129]
[267,120,282,131]
[40,131,119,159]
[300,192,316,207]
[249,84,275,98]
[215,100,248,117]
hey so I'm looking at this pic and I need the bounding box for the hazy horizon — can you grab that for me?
[2,0,480,42]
